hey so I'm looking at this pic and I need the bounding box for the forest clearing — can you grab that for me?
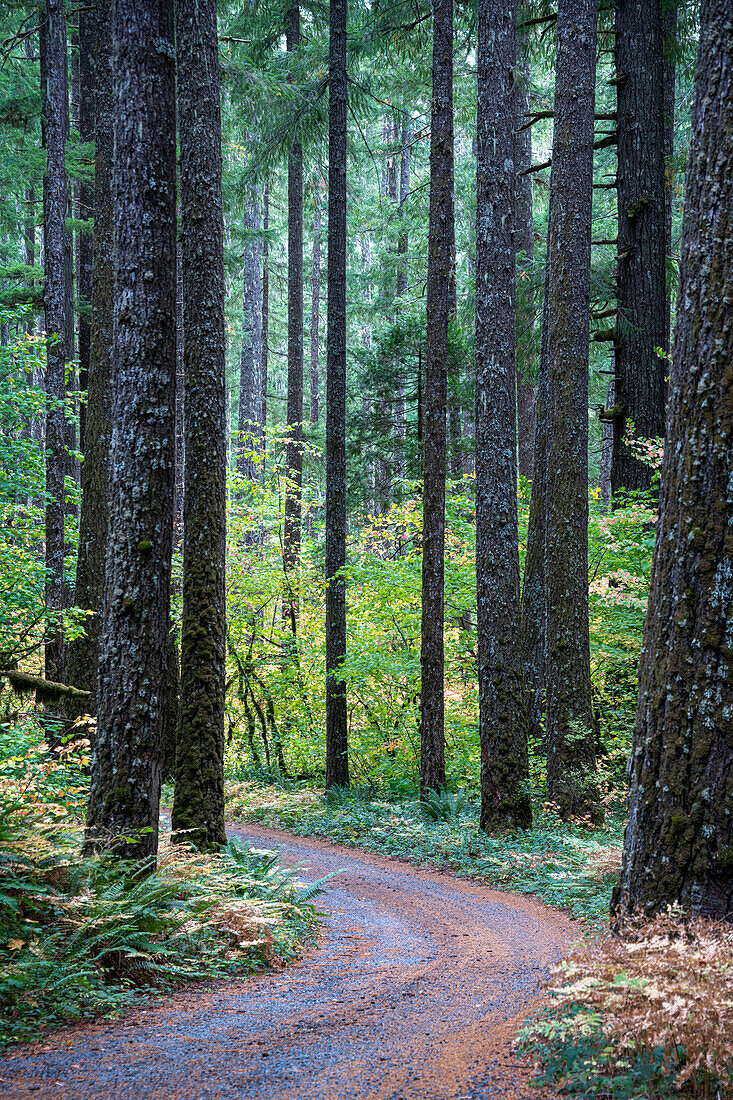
[0,0,731,1097]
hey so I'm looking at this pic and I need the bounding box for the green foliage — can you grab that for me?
[0,723,320,1048]
[420,787,470,821]
[0,309,84,670]
[225,462,653,803]
[226,782,624,925]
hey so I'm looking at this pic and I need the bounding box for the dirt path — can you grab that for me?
[0,824,573,1100]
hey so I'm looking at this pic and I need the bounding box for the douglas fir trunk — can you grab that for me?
[67,0,114,709]
[85,0,177,859]
[420,0,454,795]
[172,0,227,850]
[610,0,667,497]
[41,0,71,689]
[475,0,531,832]
[543,0,601,822]
[615,0,733,922]
[325,0,349,787]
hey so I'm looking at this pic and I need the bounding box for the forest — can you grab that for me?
[0,0,731,1097]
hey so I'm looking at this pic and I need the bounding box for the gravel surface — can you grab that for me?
[0,823,572,1099]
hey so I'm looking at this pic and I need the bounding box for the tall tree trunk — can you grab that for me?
[614,0,733,921]
[475,0,531,832]
[325,0,349,788]
[77,8,93,457]
[237,188,262,482]
[520,273,549,743]
[310,191,321,425]
[284,5,304,631]
[599,375,615,507]
[395,120,411,475]
[377,118,397,512]
[41,0,71,690]
[420,0,454,795]
[662,3,677,355]
[67,0,113,709]
[514,20,536,480]
[610,0,667,498]
[172,0,227,851]
[544,0,600,822]
[261,186,269,469]
[85,0,177,860]
[360,236,375,517]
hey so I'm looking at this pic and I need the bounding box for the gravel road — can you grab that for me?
[0,824,572,1099]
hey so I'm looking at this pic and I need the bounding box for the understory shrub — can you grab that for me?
[519,910,733,1099]
[0,727,322,1048]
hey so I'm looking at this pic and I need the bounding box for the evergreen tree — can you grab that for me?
[41,0,71,690]
[475,0,531,832]
[325,0,349,788]
[610,0,668,497]
[420,0,454,795]
[284,4,304,629]
[615,0,733,922]
[544,0,601,822]
[67,0,114,709]
[86,0,177,859]
[172,0,227,851]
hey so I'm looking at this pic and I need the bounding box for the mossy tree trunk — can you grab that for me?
[520,278,549,744]
[610,0,668,498]
[237,185,262,483]
[514,18,536,481]
[420,0,454,796]
[615,0,733,922]
[261,187,269,472]
[67,0,113,713]
[284,4,304,632]
[475,0,532,833]
[325,0,349,788]
[309,192,321,426]
[41,0,71,691]
[85,0,177,860]
[171,0,227,852]
[543,0,601,822]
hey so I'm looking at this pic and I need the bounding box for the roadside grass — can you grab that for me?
[224,780,624,926]
[0,727,321,1048]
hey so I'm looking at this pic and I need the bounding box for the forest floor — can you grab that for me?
[0,822,572,1100]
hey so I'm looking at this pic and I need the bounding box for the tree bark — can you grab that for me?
[76,8,93,457]
[237,187,262,482]
[615,0,733,921]
[544,0,600,822]
[41,0,71,690]
[610,0,667,498]
[395,120,411,474]
[515,22,536,480]
[310,191,321,425]
[360,235,374,517]
[520,272,549,744]
[420,0,454,795]
[284,5,304,630]
[67,0,114,711]
[475,0,531,832]
[85,0,177,860]
[325,0,349,788]
[599,375,615,507]
[662,3,677,355]
[172,0,227,851]
[261,186,269,469]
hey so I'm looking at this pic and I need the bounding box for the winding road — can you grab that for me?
[0,824,571,1099]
